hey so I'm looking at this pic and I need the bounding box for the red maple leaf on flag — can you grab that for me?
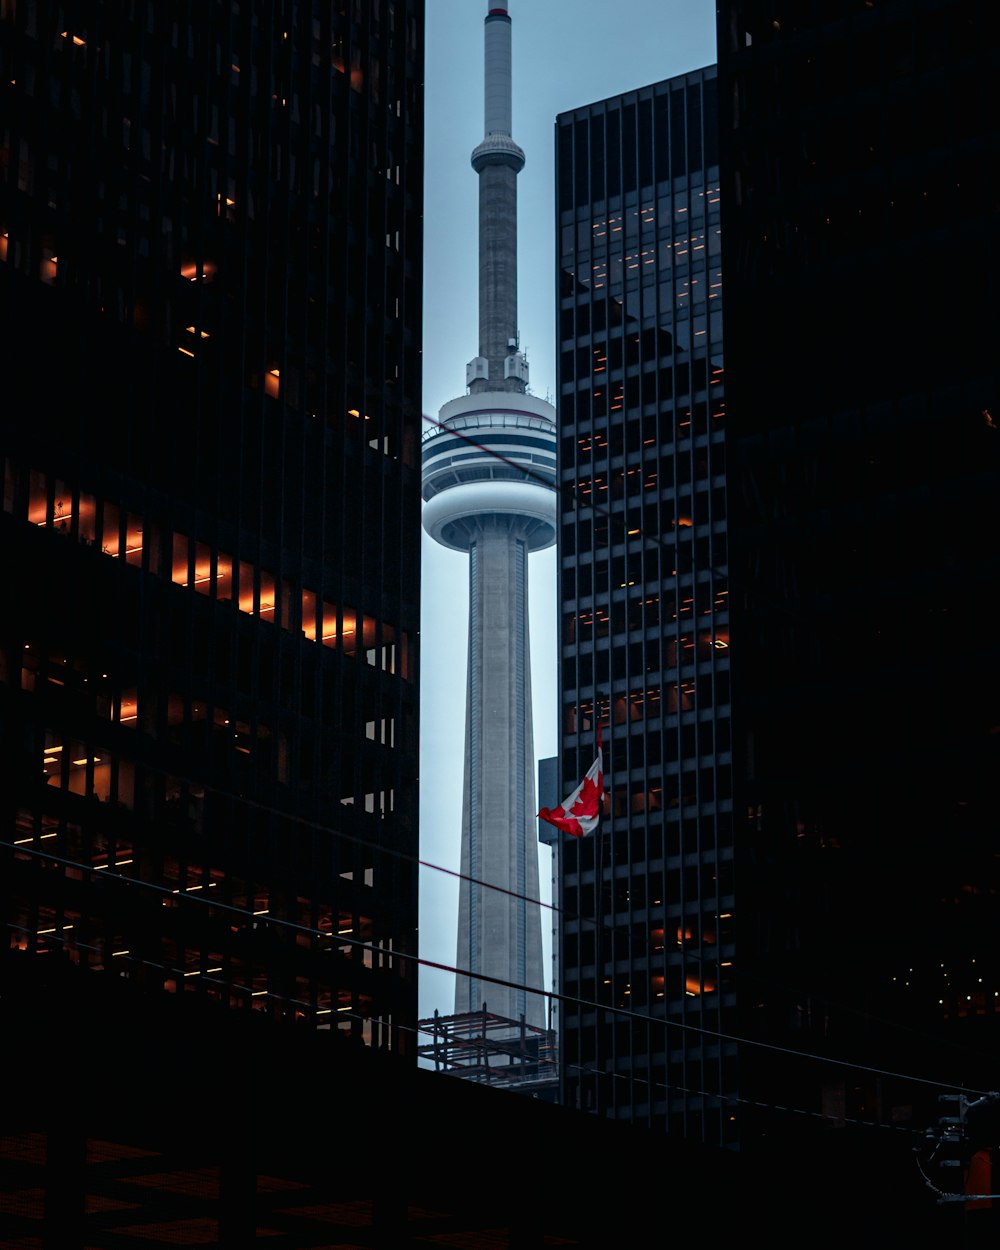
[538,728,604,838]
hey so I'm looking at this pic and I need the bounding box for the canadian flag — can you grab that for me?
[538,727,604,838]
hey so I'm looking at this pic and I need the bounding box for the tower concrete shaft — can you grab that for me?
[455,520,544,1024]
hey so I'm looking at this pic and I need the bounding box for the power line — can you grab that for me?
[9,733,996,1085]
[0,915,957,1147]
[5,838,989,1104]
[421,407,730,578]
[418,855,558,916]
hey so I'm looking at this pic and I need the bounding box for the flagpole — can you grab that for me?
[593,707,607,1116]
[536,709,605,1105]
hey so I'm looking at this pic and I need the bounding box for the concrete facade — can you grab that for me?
[456,521,544,1023]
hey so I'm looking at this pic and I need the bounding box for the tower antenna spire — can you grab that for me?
[469,0,527,393]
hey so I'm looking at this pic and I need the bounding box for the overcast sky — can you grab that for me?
[418,1,718,1021]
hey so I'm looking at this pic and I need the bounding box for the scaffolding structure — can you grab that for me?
[417,1008,558,1097]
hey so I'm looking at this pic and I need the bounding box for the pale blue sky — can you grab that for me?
[418,1,717,1020]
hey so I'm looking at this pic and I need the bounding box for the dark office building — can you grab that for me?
[0,0,423,1053]
[715,0,1000,1200]
[554,66,737,1148]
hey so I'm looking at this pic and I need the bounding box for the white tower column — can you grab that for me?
[455,520,544,1022]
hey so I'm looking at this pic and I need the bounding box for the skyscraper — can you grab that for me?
[1,0,423,1052]
[716,0,1000,1156]
[550,5,997,1234]
[554,66,735,1146]
[421,0,553,1027]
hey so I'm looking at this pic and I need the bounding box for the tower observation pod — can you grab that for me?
[421,1,555,1028]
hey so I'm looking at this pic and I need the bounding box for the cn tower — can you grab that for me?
[422,1,555,1027]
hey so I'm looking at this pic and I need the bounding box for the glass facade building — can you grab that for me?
[717,0,1000,1130]
[0,0,423,1052]
[554,66,738,1148]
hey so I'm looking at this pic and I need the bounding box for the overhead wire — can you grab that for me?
[420,406,731,578]
[4,837,991,1107]
[2,910,961,1151]
[13,754,971,1079]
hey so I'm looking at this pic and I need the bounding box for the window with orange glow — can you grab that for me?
[118,689,138,728]
[124,513,144,567]
[238,560,256,614]
[78,491,96,544]
[319,597,338,646]
[301,589,318,641]
[193,541,212,592]
[216,553,234,601]
[339,607,358,655]
[101,501,120,557]
[171,532,189,585]
[27,468,46,525]
[259,570,276,622]
[39,246,57,284]
[8,463,414,679]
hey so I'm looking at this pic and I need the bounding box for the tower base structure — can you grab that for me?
[417,1008,558,1098]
